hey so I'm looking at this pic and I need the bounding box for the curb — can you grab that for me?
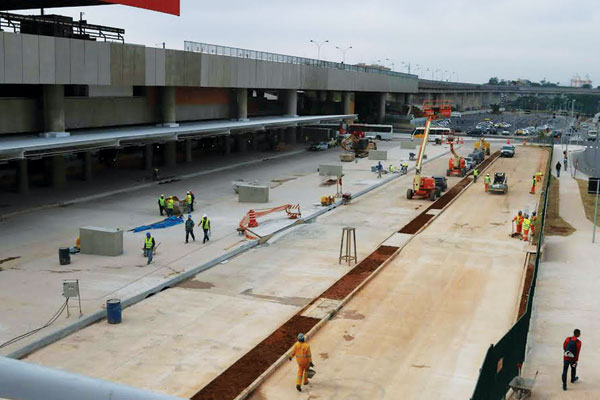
[6,147,451,359]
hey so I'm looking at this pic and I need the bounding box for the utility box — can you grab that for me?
[368,150,388,161]
[80,226,124,256]
[588,178,600,195]
[319,164,343,177]
[238,185,269,203]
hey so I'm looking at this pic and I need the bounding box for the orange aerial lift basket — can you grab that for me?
[423,100,452,120]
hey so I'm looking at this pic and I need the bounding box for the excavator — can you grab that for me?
[407,100,451,201]
[447,137,467,177]
[474,137,491,155]
[340,133,377,159]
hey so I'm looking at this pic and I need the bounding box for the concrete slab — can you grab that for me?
[238,185,269,203]
[301,298,342,319]
[318,164,343,177]
[368,150,388,161]
[80,226,124,257]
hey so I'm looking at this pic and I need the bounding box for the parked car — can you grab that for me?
[464,157,475,170]
[500,145,515,157]
[470,150,485,164]
[432,176,448,192]
[502,130,510,135]
[467,129,484,136]
[309,142,329,151]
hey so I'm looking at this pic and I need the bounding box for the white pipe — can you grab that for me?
[0,357,185,400]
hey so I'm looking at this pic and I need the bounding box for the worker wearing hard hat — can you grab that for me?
[530,175,537,194]
[512,211,523,237]
[199,214,211,243]
[473,168,479,183]
[185,215,195,243]
[158,194,166,216]
[522,214,532,242]
[166,196,174,217]
[535,171,543,182]
[483,173,491,192]
[186,191,193,213]
[530,211,537,237]
[289,333,314,392]
[143,232,156,265]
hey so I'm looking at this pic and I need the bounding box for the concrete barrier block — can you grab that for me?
[238,185,269,203]
[319,164,343,176]
[401,141,417,149]
[80,226,123,256]
[368,150,388,161]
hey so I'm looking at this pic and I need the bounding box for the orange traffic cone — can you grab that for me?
[506,139,510,144]
[248,210,258,227]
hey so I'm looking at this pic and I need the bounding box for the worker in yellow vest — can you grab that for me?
[199,214,211,243]
[522,215,531,242]
[535,171,543,182]
[166,196,174,217]
[483,173,491,192]
[288,333,314,392]
[158,194,166,216]
[186,191,193,213]
[143,232,156,264]
[473,168,479,183]
[530,175,537,194]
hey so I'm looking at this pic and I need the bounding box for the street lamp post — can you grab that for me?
[335,45,352,64]
[310,39,329,61]
[401,61,411,74]
[385,58,395,70]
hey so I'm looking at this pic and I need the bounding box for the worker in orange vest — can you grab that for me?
[512,211,523,237]
[530,211,537,237]
[484,173,491,192]
[535,171,543,182]
[288,333,314,392]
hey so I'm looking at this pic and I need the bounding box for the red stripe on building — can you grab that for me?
[103,0,180,16]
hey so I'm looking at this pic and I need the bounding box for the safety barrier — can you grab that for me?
[470,144,553,400]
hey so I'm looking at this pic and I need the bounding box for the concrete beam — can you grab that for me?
[282,89,298,117]
[17,159,29,194]
[160,86,178,127]
[43,85,65,133]
[51,155,66,189]
[163,141,177,167]
[236,88,249,121]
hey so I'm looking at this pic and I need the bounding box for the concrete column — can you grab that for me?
[235,135,247,153]
[43,85,65,133]
[164,141,177,167]
[144,144,153,170]
[284,127,297,145]
[377,92,387,124]
[82,152,93,181]
[222,136,231,155]
[343,92,353,115]
[282,89,298,117]
[184,139,192,163]
[236,88,249,121]
[404,93,413,106]
[160,86,178,127]
[17,159,29,194]
[51,155,66,189]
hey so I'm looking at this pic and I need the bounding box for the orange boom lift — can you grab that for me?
[407,100,451,201]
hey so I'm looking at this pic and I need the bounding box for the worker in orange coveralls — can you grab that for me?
[289,333,314,392]
[530,211,537,237]
[512,211,523,237]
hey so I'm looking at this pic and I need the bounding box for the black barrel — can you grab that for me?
[59,247,71,265]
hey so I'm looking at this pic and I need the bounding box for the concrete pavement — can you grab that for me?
[525,145,600,399]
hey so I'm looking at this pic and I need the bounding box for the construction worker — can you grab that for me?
[288,333,313,392]
[389,164,395,173]
[535,171,543,182]
[401,162,408,174]
[189,190,196,212]
[522,214,531,242]
[166,196,174,217]
[530,175,537,194]
[143,232,155,265]
[185,215,195,243]
[473,168,479,183]
[483,173,491,192]
[562,329,582,391]
[376,161,383,179]
[530,211,537,237]
[199,214,211,243]
[186,191,193,213]
[158,194,166,216]
[512,211,523,237]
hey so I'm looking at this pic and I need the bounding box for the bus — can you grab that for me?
[348,124,394,140]
[411,127,452,142]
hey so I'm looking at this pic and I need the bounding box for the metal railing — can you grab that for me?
[184,41,417,79]
[470,144,554,400]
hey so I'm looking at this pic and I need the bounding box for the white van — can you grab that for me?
[588,130,597,141]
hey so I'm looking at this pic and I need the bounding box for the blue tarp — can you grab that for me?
[132,216,183,233]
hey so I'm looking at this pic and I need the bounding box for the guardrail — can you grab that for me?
[470,143,553,400]
[184,41,417,79]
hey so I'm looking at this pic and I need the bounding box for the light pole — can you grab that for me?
[401,61,411,74]
[310,39,329,61]
[444,70,449,82]
[435,69,441,80]
[335,45,352,64]
[385,58,395,70]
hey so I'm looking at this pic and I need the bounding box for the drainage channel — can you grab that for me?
[191,151,501,400]
[399,151,500,234]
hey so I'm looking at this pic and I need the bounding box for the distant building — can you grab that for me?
[571,74,592,87]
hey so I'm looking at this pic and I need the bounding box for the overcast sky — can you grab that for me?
[18,0,599,84]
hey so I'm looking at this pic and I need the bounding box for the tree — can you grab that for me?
[488,77,499,85]
[582,83,592,89]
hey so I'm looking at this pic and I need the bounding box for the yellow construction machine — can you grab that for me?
[474,137,491,155]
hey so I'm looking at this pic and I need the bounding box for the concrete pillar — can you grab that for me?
[404,93,413,106]
[160,86,178,127]
[223,136,231,155]
[235,135,247,153]
[82,152,93,181]
[236,88,249,121]
[17,159,29,194]
[184,139,192,163]
[343,92,353,115]
[164,141,177,167]
[377,92,387,124]
[284,127,297,145]
[282,89,298,117]
[43,85,65,133]
[51,155,66,189]
[144,144,153,170]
